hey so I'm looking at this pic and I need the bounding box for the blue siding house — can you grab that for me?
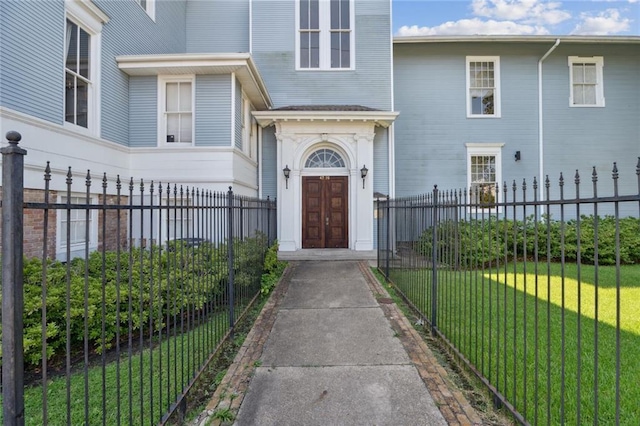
[0,1,638,257]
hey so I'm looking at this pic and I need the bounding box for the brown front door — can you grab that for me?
[302,176,348,248]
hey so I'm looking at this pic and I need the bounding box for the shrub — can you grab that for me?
[0,235,277,368]
[418,215,640,267]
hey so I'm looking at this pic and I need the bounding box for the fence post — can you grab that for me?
[2,131,27,426]
[431,185,438,333]
[385,198,390,278]
[227,187,235,335]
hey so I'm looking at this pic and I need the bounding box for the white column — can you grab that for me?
[354,133,375,250]
[277,132,298,251]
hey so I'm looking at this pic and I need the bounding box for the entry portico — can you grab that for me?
[253,106,397,253]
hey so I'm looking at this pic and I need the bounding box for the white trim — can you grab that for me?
[64,4,104,136]
[466,56,501,118]
[135,0,156,21]
[65,0,109,32]
[465,143,504,212]
[56,193,99,261]
[231,73,237,148]
[395,35,640,44]
[253,110,398,128]
[568,56,605,108]
[295,0,355,71]
[117,53,272,109]
[157,75,195,146]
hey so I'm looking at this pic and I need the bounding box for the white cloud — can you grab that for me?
[396,18,550,36]
[572,8,632,34]
[471,0,571,25]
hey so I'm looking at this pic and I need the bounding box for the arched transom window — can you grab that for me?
[305,148,345,168]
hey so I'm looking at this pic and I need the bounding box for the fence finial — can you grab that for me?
[5,130,21,144]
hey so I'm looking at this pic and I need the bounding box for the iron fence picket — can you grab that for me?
[0,132,277,425]
[376,157,640,426]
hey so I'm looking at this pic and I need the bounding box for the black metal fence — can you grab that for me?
[377,159,640,425]
[0,132,277,425]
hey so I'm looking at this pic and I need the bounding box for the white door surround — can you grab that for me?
[253,110,398,252]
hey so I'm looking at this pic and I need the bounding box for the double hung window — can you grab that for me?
[298,0,354,70]
[65,19,91,128]
[159,77,194,145]
[466,56,501,118]
[466,143,503,209]
[568,56,604,107]
[135,0,155,19]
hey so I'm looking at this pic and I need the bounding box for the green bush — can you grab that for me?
[418,215,640,267]
[0,234,276,367]
[260,241,287,296]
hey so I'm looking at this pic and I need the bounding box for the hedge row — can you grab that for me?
[418,215,640,267]
[1,235,273,367]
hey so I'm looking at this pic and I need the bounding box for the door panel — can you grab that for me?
[302,176,348,248]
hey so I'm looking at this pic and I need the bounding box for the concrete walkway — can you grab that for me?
[197,260,483,426]
[234,261,447,426]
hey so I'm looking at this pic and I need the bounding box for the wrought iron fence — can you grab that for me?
[0,132,277,425]
[377,159,640,425]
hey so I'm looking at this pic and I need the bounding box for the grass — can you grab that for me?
[0,294,267,426]
[386,263,640,425]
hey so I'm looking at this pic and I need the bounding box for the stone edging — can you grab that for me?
[191,263,295,426]
[358,262,484,426]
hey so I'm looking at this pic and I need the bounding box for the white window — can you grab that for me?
[165,199,193,241]
[64,1,106,134]
[465,143,504,209]
[135,0,155,19]
[568,56,604,107]
[57,195,98,261]
[466,56,501,118]
[296,0,354,70]
[158,76,194,145]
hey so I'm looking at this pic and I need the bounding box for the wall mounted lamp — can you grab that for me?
[360,165,368,189]
[283,165,291,189]
[515,151,521,162]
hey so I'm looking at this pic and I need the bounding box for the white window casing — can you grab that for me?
[568,56,605,107]
[135,0,156,20]
[466,56,501,118]
[465,143,504,211]
[295,0,355,71]
[64,0,107,135]
[158,75,195,146]
[56,195,98,261]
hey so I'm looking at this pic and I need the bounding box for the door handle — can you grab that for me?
[325,216,329,226]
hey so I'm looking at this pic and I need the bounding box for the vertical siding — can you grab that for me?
[195,74,232,147]
[186,0,249,53]
[261,126,278,198]
[95,0,187,146]
[252,0,392,109]
[129,76,157,147]
[0,0,65,124]
[235,78,243,149]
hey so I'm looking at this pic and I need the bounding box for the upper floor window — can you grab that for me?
[158,76,194,145]
[297,0,354,70]
[65,19,91,128]
[568,56,604,107]
[466,56,501,118]
[65,0,107,134]
[135,0,155,19]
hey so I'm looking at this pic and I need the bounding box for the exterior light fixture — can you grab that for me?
[360,165,368,189]
[283,165,291,189]
[515,151,521,162]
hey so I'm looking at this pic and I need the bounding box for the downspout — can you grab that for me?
[538,38,560,205]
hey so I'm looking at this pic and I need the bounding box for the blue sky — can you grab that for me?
[393,0,640,36]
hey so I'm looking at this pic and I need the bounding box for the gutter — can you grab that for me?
[538,39,560,205]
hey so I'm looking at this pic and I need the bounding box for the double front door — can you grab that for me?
[302,176,348,248]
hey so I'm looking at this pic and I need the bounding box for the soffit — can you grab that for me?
[252,109,399,128]
[116,53,272,109]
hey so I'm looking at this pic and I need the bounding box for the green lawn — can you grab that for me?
[386,263,640,425]
[1,311,231,425]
